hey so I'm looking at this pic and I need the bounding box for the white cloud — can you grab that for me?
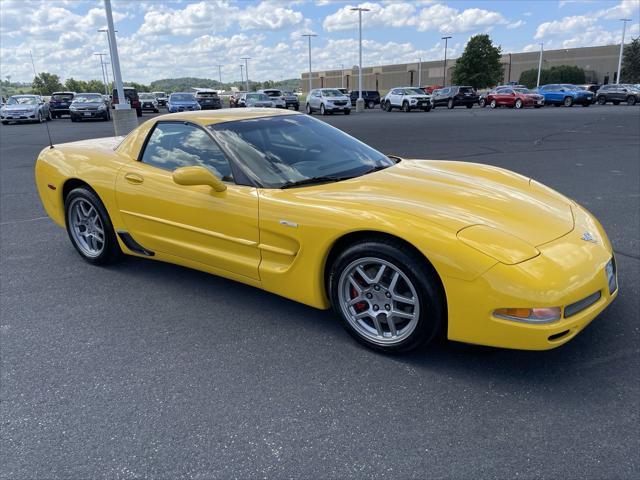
[534,15,595,39]
[599,0,640,20]
[507,20,526,29]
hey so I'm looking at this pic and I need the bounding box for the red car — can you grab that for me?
[486,87,545,109]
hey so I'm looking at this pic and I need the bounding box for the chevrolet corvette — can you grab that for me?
[35,109,618,353]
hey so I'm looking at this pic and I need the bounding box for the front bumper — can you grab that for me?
[70,109,107,119]
[1,111,39,122]
[445,205,618,350]
[326,103,350,112]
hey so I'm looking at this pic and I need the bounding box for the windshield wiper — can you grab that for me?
[280,176,350,189]
[361,164,392,175]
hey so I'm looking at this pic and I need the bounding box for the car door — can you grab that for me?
[500,88,515,106]
[388,89,402,107]
[115,121,261,280]
[312,90,322,110]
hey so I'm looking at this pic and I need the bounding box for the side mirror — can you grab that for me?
[172,166,227,193]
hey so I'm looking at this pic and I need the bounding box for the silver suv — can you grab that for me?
[305,88,351,115]
[258,89,286,108]
[382,87,431,112]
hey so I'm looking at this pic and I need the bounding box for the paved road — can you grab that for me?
[1,105,639,479]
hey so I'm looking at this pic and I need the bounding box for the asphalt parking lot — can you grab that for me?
[1,105,639,479]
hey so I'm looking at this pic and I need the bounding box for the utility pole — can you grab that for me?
[241,57,251,92]
[340,63,344,89]
[616,19,631,84]
[240,64,244,89]
[418,57,422,87]
[536,42,544,88]
[301,34,317,94]
[441,36,451,86]
[351,7,370,112]
[98,28,117,88]
[217,64,223,85]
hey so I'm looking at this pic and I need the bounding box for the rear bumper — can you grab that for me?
[50,108,70,115]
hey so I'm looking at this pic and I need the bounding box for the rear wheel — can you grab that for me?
[465,104,473,109]
[627,96,637,106]
[515,99,523,109]
[479,98,486,108]
[65,187,122,265]
[563,96,573,107]
[306,103,312,115]
[320,104,326,115]
[385,101,392,112]
[597,96,607,105]
[490,99,497,109]
[329,240,445,353]
[447,99,454,109]
[367,100,374,109]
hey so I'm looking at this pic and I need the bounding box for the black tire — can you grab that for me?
[153,108,159,113]
[479,98,486,108]
[344,109,350,115]
[514,99,523,109]
[627,96,636,106]
[295,104,299,111]
[582,103,590,107]
[597,96,607,105]
[423,105,431,112]
[64,187,122,265]
[447,99,454,109]
[367,100,374,109]
[306,103,312,115]
[402,101,410,112]
[563,96,573,107]
[490,99,497,109]
[320,104,327,115]
[1,121,8,125]
[385,101,392,112]
[328,239,445,353]
[466,104,473,109]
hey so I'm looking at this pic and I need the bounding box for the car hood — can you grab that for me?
[285,159,574,247]
[3,104,38,110]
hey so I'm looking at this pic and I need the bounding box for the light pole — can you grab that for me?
[241,57,251,92]
[216,64,223,85]
[441,36,451,86]
[94,53,109,95]
[417,57,422,87]
[301,34,317,94]
[239,64,244,89]
[351,7,369,112]
[616,18,631,84]
[340,63,344,89]
[98,28,117,85]
[536,42,544,88]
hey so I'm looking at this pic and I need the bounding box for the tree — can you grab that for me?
[451,34,503,89]
[518,65,586,88]
[621,37,640,83]
[32,72,63,95]
[65,78,88,92]
[86,79,106,93]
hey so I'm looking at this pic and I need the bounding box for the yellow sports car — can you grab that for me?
[35,109,618,353]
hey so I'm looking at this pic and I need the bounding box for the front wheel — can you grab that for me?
[320,104,326,115]
[479,98,486,108]
[65,187,122,265]
[329,240,445,353]
[597,96,607,105]
[367,100,374,109]
[385,101,392,112]
[490,99,497,109]
[306,103,312,115]
[564,96,574,107]
[447,99,454,109]
[402,102,410,112]
[515,99,523,109]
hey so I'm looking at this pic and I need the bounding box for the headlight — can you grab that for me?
[494,307,561,323]
[410,99,417,103]
[97,104,106,111]
[69,105,78,111]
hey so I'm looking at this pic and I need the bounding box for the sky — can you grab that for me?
[1,0,638,84]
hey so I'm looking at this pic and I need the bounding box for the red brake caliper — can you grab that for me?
[351,286,367,312]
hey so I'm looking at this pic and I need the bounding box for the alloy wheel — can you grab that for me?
[337,257,420,346]
[68,198,105,258]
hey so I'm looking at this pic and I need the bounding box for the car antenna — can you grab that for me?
[29,50,54,149]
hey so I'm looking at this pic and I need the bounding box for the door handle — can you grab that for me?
[124,173,144,185]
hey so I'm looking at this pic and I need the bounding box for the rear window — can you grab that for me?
[112,89,137,100]
[459,87,474,93]
[196,92,219,98]
[52,93,74,101]
[263,90,282,97]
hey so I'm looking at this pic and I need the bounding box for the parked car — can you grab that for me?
[486,87,545,109]
[421,85,443,95]
[306,88,351,115]
[112,87,142,116]
[382,87,431,112]
[69,93,111,122]
[229,91,245,108]
[1,94,51,124]
[243,93,274,108]
[595,84,639,105]
[350,90,381,109]
[139,93,160,113]
[536,84,593,107]
[195,89,222,110]
[337,88,349,96]
[258,89,286,108]
[49,91,75,118]
[167,92,201,113]
[431,86,478,109]
[153,91,168,107]
[283,91,300,110]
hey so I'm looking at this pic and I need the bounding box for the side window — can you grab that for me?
[314,91,322,97]
[140,122,234,181]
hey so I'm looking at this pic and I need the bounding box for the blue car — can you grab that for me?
[167,92,201,113]
[536,84,593,107]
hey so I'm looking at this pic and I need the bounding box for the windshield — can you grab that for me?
[170,93,195,102]
[8,96,38,105]
[153,92,166,97]
[247,94,267,100]
[139,94,155,100]
[197,92,218,98]
[52,93,74,101]
[74,94,103,103]
[404,88,425,95]
[322,90,343,97]
[209,115,395,188]
[514,88,531,94]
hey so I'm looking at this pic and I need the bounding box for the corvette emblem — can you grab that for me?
[581,232,597,243]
